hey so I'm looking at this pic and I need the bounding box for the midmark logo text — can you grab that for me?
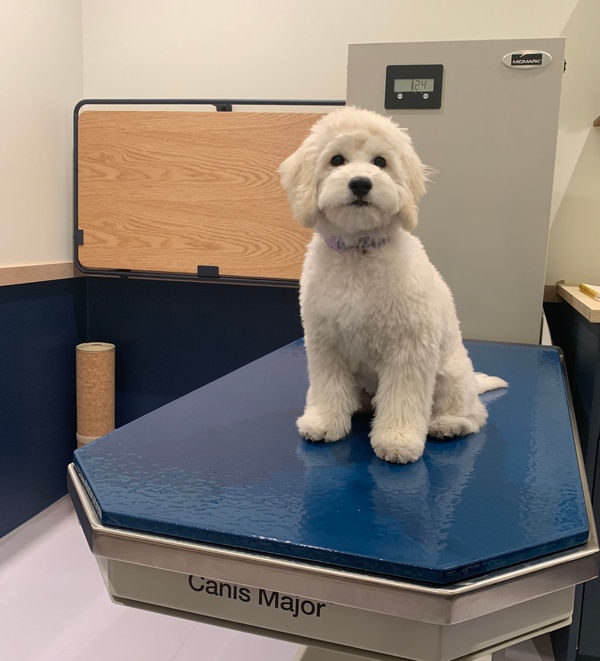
[511,53,543,66]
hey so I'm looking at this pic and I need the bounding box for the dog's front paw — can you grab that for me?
[297,409,351,443]
[370,427,426,464]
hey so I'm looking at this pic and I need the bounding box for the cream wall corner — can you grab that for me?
[546,130,600,286]
[0,0,83,271]
[547,0,600,286]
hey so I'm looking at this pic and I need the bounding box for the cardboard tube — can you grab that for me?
[76,342,115,448]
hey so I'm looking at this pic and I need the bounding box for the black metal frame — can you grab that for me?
[73,98,345,287]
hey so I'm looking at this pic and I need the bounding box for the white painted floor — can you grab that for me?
[0,497,557,661]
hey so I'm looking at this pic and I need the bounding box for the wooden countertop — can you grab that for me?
[558,284,600,323]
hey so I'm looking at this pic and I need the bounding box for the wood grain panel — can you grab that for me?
[77,111,321,281]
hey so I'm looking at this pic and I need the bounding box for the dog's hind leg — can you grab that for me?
[429,344,508,438]
[429,368,489,439]
[428,411,485,439]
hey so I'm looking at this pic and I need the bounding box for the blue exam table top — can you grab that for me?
[74,340,588,586]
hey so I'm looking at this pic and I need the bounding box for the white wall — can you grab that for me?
[80,0,600,286]
[4,0,597,286]
[82,0,576,100]
[0,1,83,269]
[546,0,600,285]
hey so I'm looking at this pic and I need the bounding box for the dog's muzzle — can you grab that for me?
[349,176,372,206]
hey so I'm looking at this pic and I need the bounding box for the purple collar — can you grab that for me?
[324,235,390,255]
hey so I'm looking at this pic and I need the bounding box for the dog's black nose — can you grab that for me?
[348,176,372,198]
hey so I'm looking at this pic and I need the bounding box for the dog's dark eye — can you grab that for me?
[373,156,387,168]
[330,154,346,167]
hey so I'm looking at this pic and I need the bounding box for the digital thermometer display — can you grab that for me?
[385,65,443,110]
[393,78,435,93]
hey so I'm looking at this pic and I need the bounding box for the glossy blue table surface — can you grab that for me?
[74,340,588,585]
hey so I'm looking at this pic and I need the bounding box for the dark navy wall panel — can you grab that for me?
[0,275,301,539]
[85,278,303,426]
[0,279,86,538]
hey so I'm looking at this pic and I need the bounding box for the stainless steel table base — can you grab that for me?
[100,557,573,661]
[68,463,597,661]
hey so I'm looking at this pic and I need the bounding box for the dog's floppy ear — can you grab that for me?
[397,133,430,232]
[278,136,320,228]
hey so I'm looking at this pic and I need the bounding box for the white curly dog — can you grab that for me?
[278,107,507,464]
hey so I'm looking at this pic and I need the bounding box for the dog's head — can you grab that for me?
[278,107,429,234]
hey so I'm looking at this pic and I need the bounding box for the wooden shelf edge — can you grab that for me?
[557,283,600,324]
[0,262,80,287]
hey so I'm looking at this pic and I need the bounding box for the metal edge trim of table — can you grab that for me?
[67,462,597,627]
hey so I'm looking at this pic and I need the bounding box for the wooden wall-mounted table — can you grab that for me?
[76,103,338,285]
